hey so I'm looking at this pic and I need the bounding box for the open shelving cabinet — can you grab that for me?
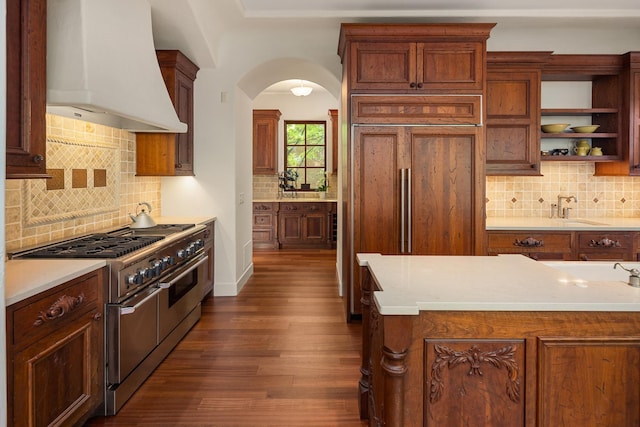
[540,55,623,162]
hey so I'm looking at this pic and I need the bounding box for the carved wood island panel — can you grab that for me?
[358,260,640,427]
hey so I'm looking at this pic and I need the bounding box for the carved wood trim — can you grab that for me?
[429,344,521,404]
[33,293,85,326]
[588,238,621,248]
[514,237,544,247]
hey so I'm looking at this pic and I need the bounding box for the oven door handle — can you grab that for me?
[158,255,209,289]
[120,287,162,315]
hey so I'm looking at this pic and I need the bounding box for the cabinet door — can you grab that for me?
[302,211,328,244]
[486,70,541,175]
[349,42,417,91]
[6,0,49,179]
[409,127,481,255]
[353,126,407,257]
[279,211,303,244]
[173,70,195,174]
[12,311,103,427]
[253,110,282,174]
[417,42,484,93]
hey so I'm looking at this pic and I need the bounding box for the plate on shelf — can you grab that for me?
[541,124,570,133]
[570,125,599,133]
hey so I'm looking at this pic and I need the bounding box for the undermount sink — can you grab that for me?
[542,261,637,282]
[557,218,609,227]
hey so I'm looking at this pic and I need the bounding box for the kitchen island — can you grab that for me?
[357,253,640,427]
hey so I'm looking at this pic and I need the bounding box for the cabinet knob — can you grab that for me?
[32,154,44,163]
[175,163,182,168]
[409,82,416,88]
[92,312,102,321]
[416,82,423,88]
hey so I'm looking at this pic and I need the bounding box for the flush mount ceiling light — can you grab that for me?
[291,80,313,96]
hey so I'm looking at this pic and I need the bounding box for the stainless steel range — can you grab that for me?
[11,223,209,415]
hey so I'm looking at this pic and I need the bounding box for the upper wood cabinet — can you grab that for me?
[541,54,623,164]
[136,50,199,176]
[253,109,281,174]
[6,0,50,179]
[595,53,640,176]
[338,24,494,94]
[486,52,551,176]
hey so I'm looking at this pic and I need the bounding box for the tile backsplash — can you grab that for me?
[253,173,338,200]
[486,162,640,218]
[5,114,161,252]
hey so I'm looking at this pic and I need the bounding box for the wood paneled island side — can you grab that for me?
[357,253,640,427]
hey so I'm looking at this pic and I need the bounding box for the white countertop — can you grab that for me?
[254,198,337,203]
[5,259,107,306]
[486,217,640,231]
[357,253,640,315]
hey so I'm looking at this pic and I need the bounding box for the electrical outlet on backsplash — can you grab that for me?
[486,162,640,218]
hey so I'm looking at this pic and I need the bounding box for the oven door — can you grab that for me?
[107,285,160,385]
[158,254,208,342]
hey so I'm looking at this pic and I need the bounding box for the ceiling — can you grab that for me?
[236,0,640,19]
[148,0,640,93]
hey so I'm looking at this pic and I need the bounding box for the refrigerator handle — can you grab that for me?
[400,168,406,253]
[407,168,412,253]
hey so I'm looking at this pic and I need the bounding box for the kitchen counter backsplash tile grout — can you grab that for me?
[5,114,161,253]
[486,162,640,219]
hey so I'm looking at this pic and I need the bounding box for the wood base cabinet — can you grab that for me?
[487,230,636,261]
[6,268,106,427]
[253,202,280,249]
[253,202,336,249]
[359,264,640,427]
[279,202,334,249]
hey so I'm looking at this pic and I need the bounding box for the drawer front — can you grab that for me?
[488,232,573,252]
[280,202,327,213]
[253,202,275,212]
[577,232,632,250]
[9,270,102,348]
[352,95,482,125]
[253,213,274,227]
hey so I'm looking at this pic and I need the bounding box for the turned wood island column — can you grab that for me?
[358,253,640,427]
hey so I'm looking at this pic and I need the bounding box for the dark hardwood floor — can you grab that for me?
[86,249,367,426]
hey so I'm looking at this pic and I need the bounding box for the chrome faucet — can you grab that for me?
[557,195,577,219]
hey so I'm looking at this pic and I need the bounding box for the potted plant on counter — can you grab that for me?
[316,175,328,199]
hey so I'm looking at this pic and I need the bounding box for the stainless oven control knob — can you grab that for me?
[162,255,175,267]
[151,261,163,276]
[140,267,151,279]
[127,272,143,286]
[179,246,195,258]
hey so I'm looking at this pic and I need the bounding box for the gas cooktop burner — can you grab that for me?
[19,234,165,259]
